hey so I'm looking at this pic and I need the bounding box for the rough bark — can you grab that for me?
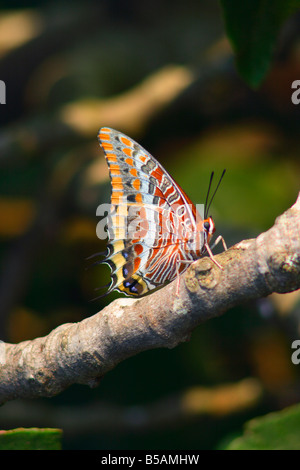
[0,193,299,404]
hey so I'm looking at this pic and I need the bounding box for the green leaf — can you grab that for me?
[220,0,300,88]
[226,403,300,450]
[0,428,62,450]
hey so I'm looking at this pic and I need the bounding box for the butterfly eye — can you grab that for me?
[203,221,210,232]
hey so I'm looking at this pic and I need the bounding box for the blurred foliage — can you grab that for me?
[0,0,299,450]
[0,427,62,450]
[220,0,300,87]
[226,403,300,450]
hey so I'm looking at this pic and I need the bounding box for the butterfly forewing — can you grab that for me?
[98,127,203,297]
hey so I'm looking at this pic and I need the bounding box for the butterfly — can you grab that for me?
[96,127,226,297]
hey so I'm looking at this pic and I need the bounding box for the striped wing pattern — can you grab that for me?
[98,127,205,297]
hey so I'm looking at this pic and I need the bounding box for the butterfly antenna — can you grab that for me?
[205,169,226,218]
[204,171,215,219]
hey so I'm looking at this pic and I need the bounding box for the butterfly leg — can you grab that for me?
[210,235,227,252]
[175,258,194,296]
[205,243,224,270]
[175,260,181,296]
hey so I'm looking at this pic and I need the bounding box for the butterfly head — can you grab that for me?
[191,216,215,256]
[203,216,215,243]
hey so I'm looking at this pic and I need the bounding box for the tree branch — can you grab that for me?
[0,193,299,404]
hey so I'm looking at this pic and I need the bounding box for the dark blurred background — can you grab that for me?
[0,0,299,450]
